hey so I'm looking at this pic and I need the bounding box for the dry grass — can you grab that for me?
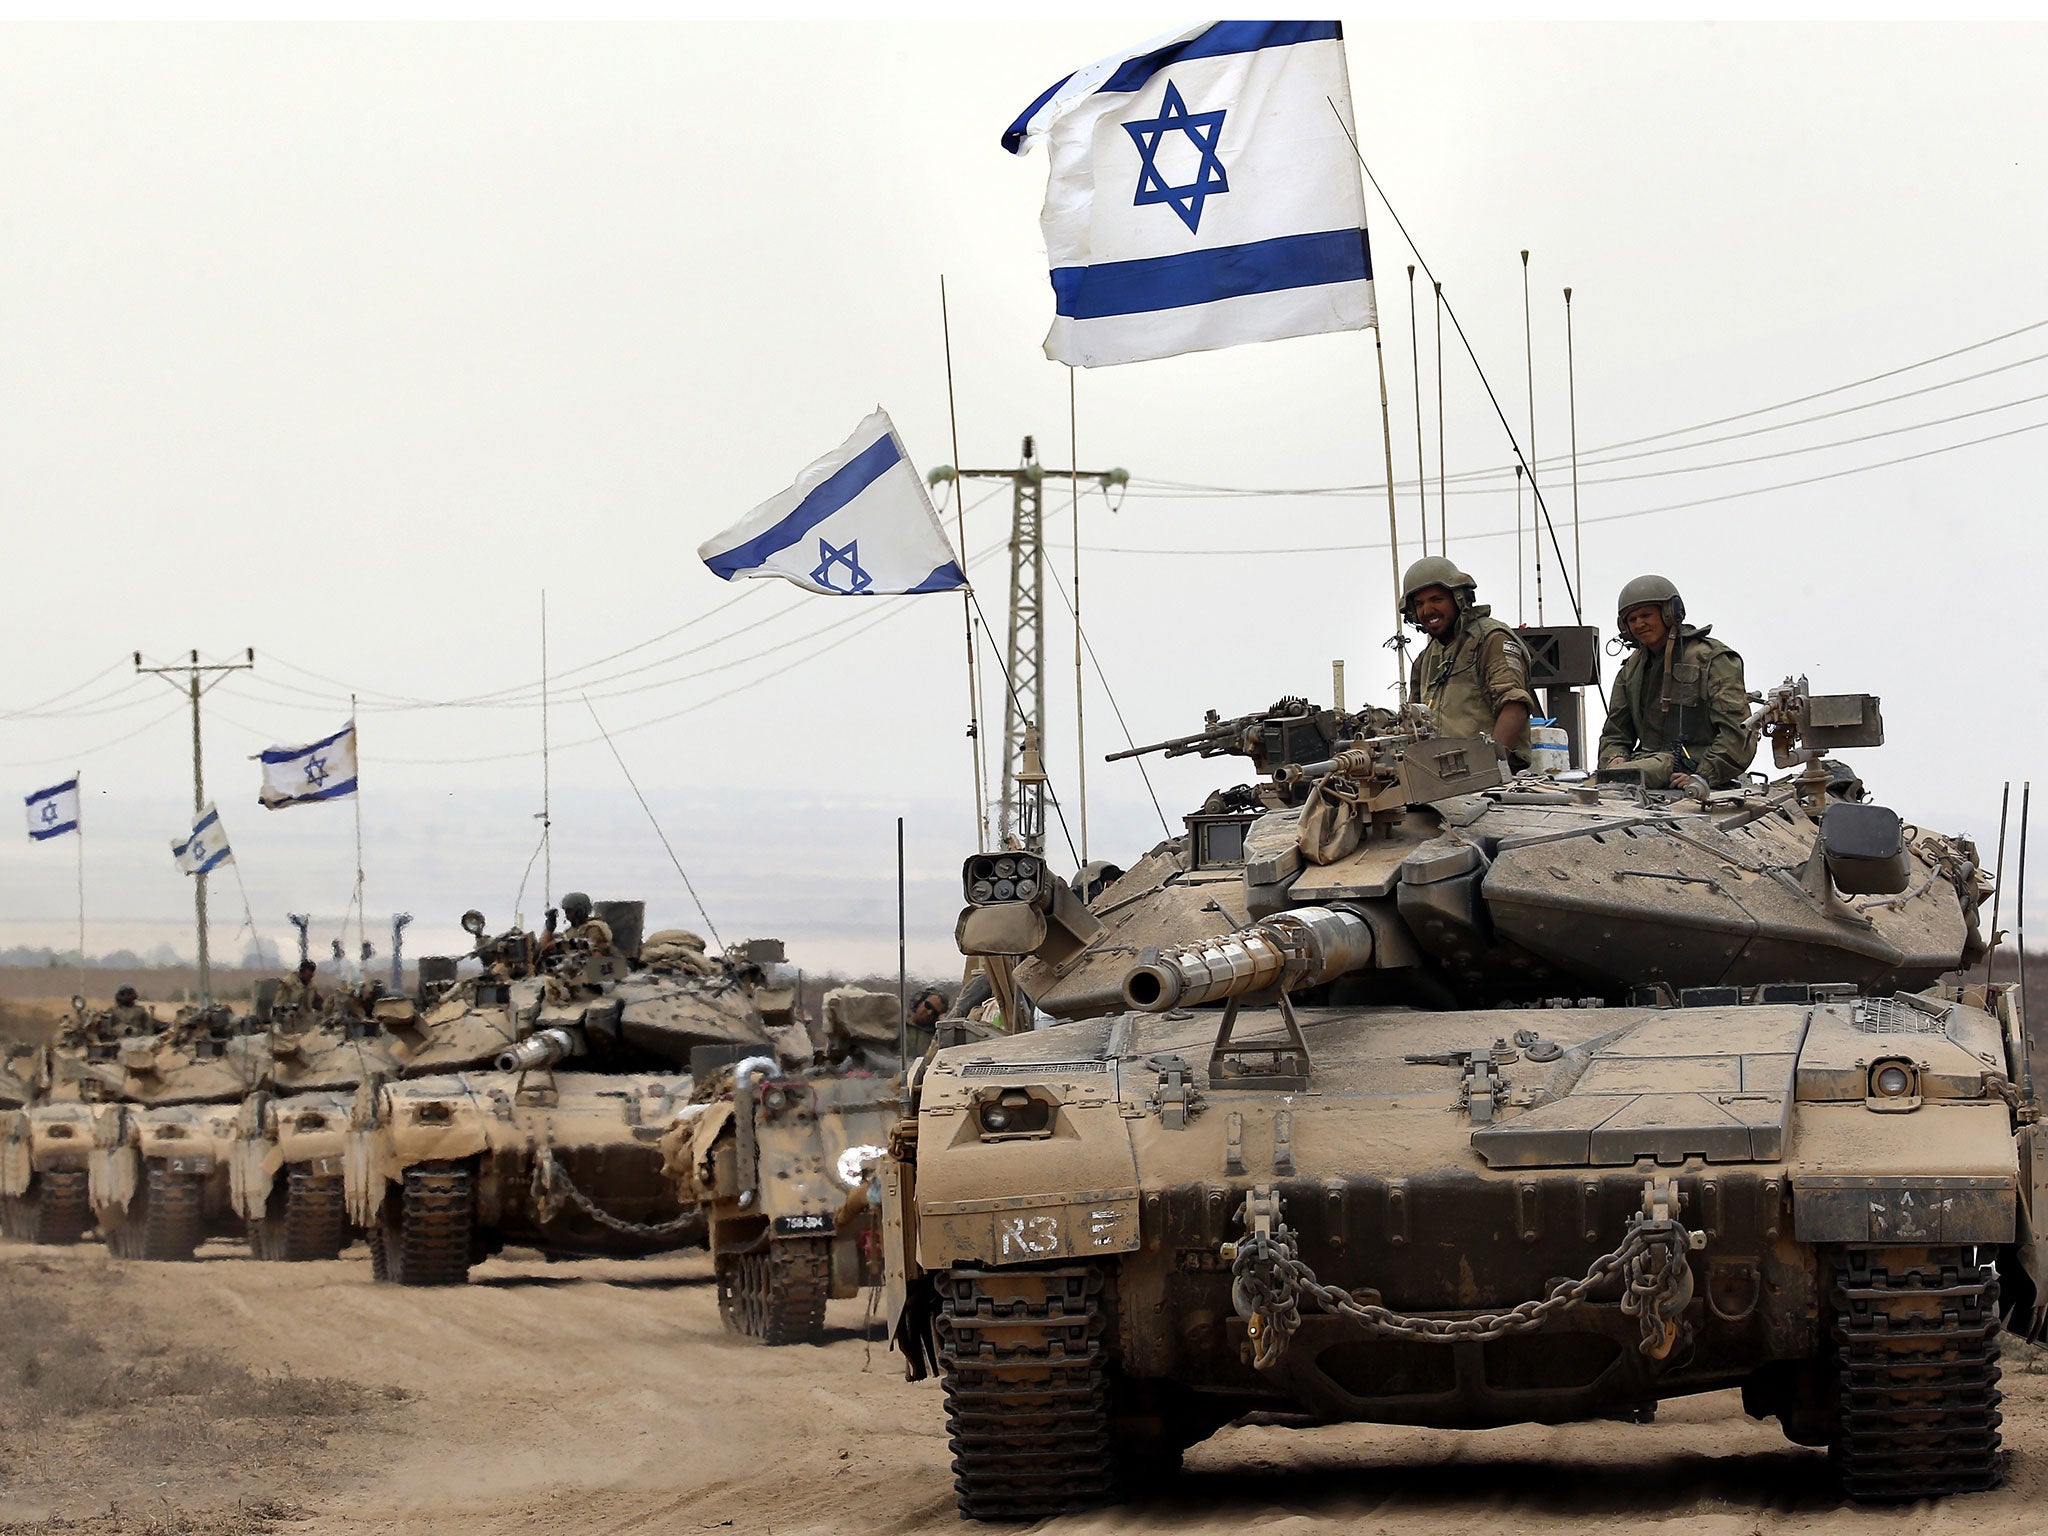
[0,1255,400,1516]
[0,1498,306,1535]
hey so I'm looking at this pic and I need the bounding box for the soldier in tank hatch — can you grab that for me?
[1401,557,1535,765]
[104,985,156,1039]
[1598,574,1757,791]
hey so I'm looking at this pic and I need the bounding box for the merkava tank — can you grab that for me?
[82,1002,264,1261]
[664,985,905,1345]
[345,904,800,1285]
[229,980,409,1261]
[884,681,2041,1517]
[0,1021,96,1245]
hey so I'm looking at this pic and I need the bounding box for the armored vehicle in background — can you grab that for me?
[665,985,902,1344]
[85,1003,263,1261]
[887,682,2036,1516]
[347,906,799,1286]
[231,982,409,1261]
[1,1026,96,1245]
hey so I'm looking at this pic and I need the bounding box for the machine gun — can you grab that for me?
[1108,696,1386,778]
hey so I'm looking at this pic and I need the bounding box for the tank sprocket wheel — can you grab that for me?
[719,1239,832,1345]
[935,1264,1116,1521]
[7,1170,93,1246]
[1830,1246,2004,1500]
[107,1166,204,1262]
[389,1163,474,1287]
[250,1169,349,1262]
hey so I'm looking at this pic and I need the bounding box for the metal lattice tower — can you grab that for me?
[929,437,1128,850]
[998,439,1047,844]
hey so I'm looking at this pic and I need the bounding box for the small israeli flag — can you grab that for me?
[172,804,233,876]
[697,410,968,596]
[25,777,80,841]
[257,722,358,809]
[1004,21,1375,367]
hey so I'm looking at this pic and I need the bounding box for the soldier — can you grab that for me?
[909,988,949,1035]
[104,985,156,1038]
[273,959,324,1019]
[1598,574,1756,790]
[1401,557,1534,760]
[542,892,612,959]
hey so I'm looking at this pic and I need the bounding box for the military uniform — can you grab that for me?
[1409,604,1536,747]
[273,973,324,1017]
[1598,624,1755,787]
[104,1003,156,1038]
[564,918,612,957]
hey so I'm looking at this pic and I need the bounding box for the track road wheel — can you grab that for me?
[1830,1246,2004,1500]
[108,1166,203,1262]
[936,1265,1116,1521]
[391,1163,473,1287]
[18,1171,93,1246]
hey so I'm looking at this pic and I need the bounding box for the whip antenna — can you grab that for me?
[582,695,722,949]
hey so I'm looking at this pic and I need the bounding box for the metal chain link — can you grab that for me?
[530,1146,701,1237]
[1229,1194,1696,1373]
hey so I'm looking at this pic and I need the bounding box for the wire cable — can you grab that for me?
[583,695,722,949]
[1041,562,1170,839]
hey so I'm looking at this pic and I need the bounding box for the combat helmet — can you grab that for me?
[1616,573,1685,646]
[562,891,593,925]
[1400,556,1477,622]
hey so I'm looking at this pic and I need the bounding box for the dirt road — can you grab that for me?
[5,1236,2048,1536]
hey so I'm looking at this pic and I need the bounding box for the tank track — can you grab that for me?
[384,1163,474,1287]
[935,1265,1116,1521]
[108,1165,204,1262]
[250,1169,349,1262]
[718,1239,832,1346]
[3,1170,93,1245]
[1831,1246,2004,1500]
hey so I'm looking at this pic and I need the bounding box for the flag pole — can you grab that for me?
[940,276,990,851]
[1369,272,1408,706]
[1407,265,1427,557]
[1067,366,1088,863]
[74,768,85,1003]
[351,695,365,966]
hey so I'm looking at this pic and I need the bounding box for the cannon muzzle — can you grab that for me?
[494,1026,582,1073]
[1122,906,1375,1012]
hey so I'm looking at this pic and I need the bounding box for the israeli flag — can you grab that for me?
[257,722,358,809]
[172,804,233,876]
[1004,21,1375,368]
[24,777,79,841]
[697,410,968,596]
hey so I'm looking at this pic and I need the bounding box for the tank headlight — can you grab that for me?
[970,879,994,902]
[980,1105,1011,1132]
[1872,1063,1912,1097]
[413,1100,453,1124]
[975,1088,1054,1140]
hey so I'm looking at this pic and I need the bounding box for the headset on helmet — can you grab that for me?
[1615,574,1685,646]
[1400,556,1477,623]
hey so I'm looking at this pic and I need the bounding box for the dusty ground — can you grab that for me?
[4,1237,2048,1536]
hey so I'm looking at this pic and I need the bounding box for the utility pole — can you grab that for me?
[929,437,1126,848]
[137,648,254,1003]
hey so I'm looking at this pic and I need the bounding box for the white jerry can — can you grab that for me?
[1526,723,1571,775]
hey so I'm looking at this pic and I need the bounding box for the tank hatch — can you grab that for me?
[1472,1006,1808,1168]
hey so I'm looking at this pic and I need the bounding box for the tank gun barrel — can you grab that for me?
[1122,906,1375,1012]
[1105,716,1253,763]
[493,1026,582,1073]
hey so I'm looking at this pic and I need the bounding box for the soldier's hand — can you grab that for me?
[1671,772,1693,789]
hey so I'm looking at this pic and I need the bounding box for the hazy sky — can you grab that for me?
[1,20,2043,977]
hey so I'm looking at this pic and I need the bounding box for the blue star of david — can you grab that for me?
[812,538,872,594]
[1124,81,1229,234]
[303,754,329,787]
[38,802,56,825]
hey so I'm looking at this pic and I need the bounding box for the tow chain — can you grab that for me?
[1227,1181,1701,1373]
[530,1146,701,1236]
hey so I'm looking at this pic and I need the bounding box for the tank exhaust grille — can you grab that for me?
[959,1060,1106,1077]
[1853,998,1950,1036]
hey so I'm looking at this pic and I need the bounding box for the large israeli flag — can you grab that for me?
[1004,21,1375,368]
[24,777,79,841]
[257,722,358,809]
[172,804,233,876]
[697,410,968,596]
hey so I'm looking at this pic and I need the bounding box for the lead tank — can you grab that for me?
[886,681,2039,1517]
